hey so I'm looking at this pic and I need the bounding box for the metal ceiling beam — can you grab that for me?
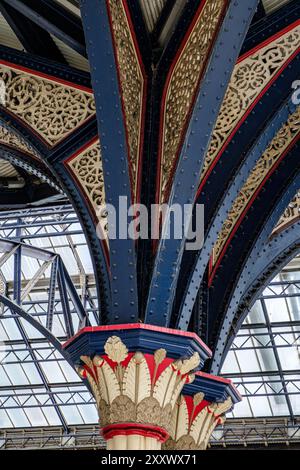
[145,0,259,327]
[80,0,139,323]
[212,217,300,374]
[176,98,297,330]
[0,1,67,64]
[2,0,87,57]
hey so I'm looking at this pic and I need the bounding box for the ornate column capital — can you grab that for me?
[164,372,241,450]
[63,324,212,450]
[164,394,232,450]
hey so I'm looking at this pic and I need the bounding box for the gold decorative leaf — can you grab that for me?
[104,336,128,363]
[179,352,200,375]
[123,352,151,404]
[93,355,104,367]
[193,392,205,407]
[215,397,232,416]
[76,366,85,378]
[154,348,167,365]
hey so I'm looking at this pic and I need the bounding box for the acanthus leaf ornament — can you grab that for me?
[163,394,232,450]
[77,335,201,443]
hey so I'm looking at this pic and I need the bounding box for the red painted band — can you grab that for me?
[0,59,93,93]
[208,132,300,284]
[102,423,169,443]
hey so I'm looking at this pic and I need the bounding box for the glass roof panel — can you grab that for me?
[222,256,300,420]
[0,205,299,432]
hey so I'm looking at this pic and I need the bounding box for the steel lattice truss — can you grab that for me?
[0,205,298,446]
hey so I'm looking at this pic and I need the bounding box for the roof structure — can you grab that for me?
[0,0,299,450]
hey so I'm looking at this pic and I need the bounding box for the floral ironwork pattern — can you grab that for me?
[211,107,300,270]
[159,0,226,204]
[66,140,108,241]
[201,24,300,183]
[108,0,145,200]
[273,190,300,235]
[0,125,40,158]
[0,66,95,146]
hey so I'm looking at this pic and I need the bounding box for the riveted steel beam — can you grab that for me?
[210,169,300,374]
[216,220,300,372]
[80,0,139,323]
[176,98,297,330]
[145,0,259,327]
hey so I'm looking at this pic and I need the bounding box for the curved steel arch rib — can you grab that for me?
[0,47,112,322]
[209,165,300,374]
[144,0,259,327]
[175,98,298,330]
[217,220,300,373]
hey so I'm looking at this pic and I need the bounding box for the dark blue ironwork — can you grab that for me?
[46,255,59,332]
[210,168,300,374]
[217,219,300,372]
[176,98,297,330]
[184,373,241,405]
[145,0,259,327]
[0,1,67,64]
[64,325,211,370]
[57,258,74,338]
[80,0,139,324]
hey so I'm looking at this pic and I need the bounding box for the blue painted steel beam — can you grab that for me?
[145,0,259,327]
[80,0,139,323]
[60,261,89,328]
[0,122,111,325]
[57,258,75,338]
[210,171,300,374]
[176,98,297,329]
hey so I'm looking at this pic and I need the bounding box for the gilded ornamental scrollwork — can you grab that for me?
[159,0,226,204]
[66,140,108,241]
[107,0,145,200]
[273,191,300,235]
[0,66,95,146]
[201,24,300,183]
[211,107,300,270]
[0,125,40,158]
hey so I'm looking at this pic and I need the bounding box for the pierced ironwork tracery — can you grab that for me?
[0,65,96,146]
[201,23,300,184]
[0,125,40,157]
[211,106,300,272]
[159,0,226,204]
[107,0,146,201]
[66,140,108,242]
[273,190,300,235]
